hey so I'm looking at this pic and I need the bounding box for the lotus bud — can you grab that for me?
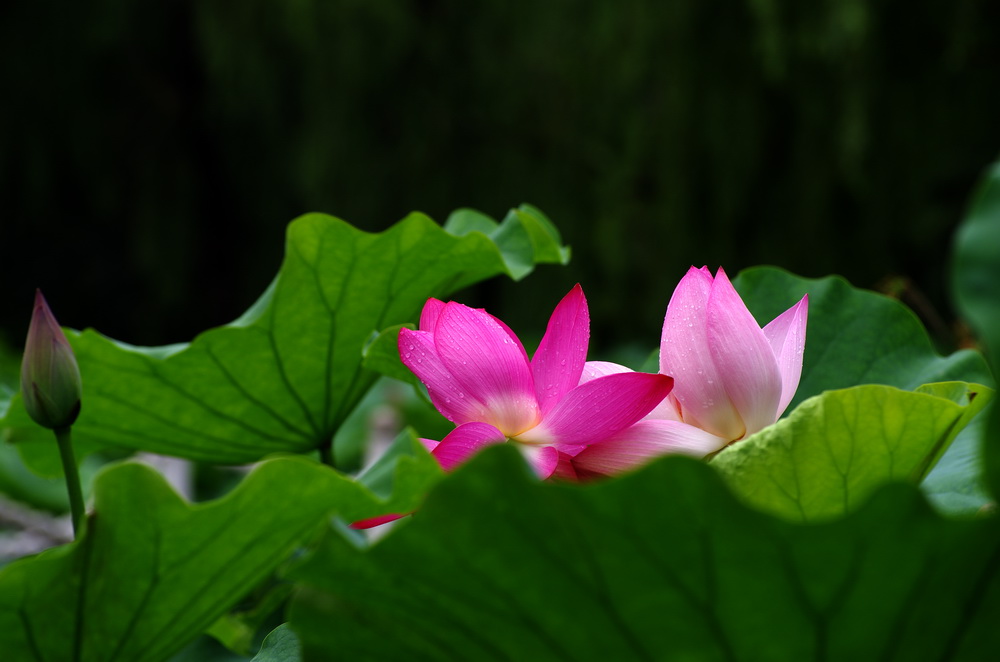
[20,290,82,429]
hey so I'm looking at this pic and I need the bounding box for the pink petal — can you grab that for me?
[418,437,440,453]
[431,422,507,471]
[570,419,728,477]
[419,298,446,331]
[532,285,590,416]
[762,294,809,416]
[531,372,674,446]
[580,360,631,383]
[659,266,743,438]
[581,361,682,422]
[434,303,540,436]
[399,328,493,425]
[706,268,783,438]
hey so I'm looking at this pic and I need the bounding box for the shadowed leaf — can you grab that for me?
[952,160,1000,499]
[290,447,1000,661]
[0,452,437,662]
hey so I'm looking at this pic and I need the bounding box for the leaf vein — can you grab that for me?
[203,343,315,442]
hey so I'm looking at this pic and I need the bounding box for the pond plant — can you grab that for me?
[1,161,999,661]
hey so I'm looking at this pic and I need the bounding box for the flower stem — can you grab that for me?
[54,426,85,537]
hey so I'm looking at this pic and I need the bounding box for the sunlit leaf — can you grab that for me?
[290,447,1000,661]
[0,454,436,662]
[3,206,568,473]
[711,382,992,521]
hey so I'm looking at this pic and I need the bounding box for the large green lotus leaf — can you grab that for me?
[732,267,994,514]
[0,452,438,662]
[711,383,991,522]
[289,447,1000,661]
[952,160,1000,498]
[2,206,568,474]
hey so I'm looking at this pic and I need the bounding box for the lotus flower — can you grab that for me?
[399,285,675,478]
[21,290,82,430]
[572,267,808,476]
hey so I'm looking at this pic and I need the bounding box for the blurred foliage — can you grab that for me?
[3,0,999,351]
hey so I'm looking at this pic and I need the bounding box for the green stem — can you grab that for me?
[54,426,85,537]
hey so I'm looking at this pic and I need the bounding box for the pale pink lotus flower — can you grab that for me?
[399,285,675,478]
[571,266,808,477]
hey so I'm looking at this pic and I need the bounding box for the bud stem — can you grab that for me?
[54,426,85,537]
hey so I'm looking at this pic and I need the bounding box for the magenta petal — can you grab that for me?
[549,450,580,481]
[491,314,533,366]
[532,285,590,416]
[419,298,446,331]
[431,422,507,471]
[350,512,410,529]
[706,268,783,438]
[659,267,743,438]
[537,372,674,446]
[399,328,492,425]
[434,303,540,435]
[581,362,681,421]
[762,294,809,416]
[571,419,728,477]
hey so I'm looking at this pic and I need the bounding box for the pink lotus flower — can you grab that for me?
[571,266,808,477]
[399,285,675,478]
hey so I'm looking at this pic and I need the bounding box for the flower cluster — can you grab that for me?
[398,285,674,479]
[354,267,807,527]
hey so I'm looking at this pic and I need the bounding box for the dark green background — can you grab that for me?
[4,0,998,353]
